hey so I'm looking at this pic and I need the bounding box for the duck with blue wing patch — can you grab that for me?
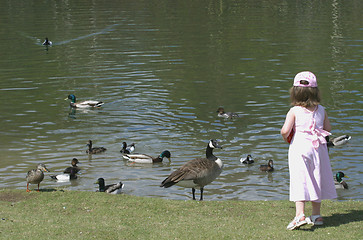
[160,139,223,201]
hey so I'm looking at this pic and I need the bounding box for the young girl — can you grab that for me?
[281,71,337,230]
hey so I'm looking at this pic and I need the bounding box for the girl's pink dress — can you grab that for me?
[288,105,337,202]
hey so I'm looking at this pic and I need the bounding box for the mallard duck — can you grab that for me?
[335,171,349,189]
[50,168,77,182]
[123,150,171,164]
[63,158,80,174]
[259,160,274,172]
[42,37,52,46]
[26,163,49,192]
[65,94,104,108]
[120,142,135,154]
[160,139,223,201]
[216,107,239,118]
[240,154,254,164]
[327,135,351,147]
[86,140,107,154]
[95,178,123,194]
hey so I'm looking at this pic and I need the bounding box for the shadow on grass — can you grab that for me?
[300,209,363,231]
[38,188,63,192]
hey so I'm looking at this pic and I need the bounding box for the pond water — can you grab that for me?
[0,0,362,201]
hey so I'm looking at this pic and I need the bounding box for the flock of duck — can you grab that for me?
[25,94,352,200]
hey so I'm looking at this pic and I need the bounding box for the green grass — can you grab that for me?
[0,189,362,240]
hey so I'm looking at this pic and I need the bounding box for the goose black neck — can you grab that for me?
[206,145,217,161]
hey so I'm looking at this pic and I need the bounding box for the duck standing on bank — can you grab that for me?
[26,163,49,192]
[160,139,223,201]
[95,178,124,194]
[65,94,104,108]
[124,150,171,164]
[216,107,239,119]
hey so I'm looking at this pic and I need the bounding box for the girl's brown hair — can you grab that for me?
[290,86,321,107]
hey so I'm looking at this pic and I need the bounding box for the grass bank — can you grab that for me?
[0,189,362,239]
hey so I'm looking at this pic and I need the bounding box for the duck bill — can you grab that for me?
[167,158,171,162]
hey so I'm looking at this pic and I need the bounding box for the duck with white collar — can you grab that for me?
[65,94,104,108]
[160,139,223,201]
[124,150,171,164]
[335,171,349,189]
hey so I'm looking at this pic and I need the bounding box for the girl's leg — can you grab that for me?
[296,201,305,218]
[311,201,321,216]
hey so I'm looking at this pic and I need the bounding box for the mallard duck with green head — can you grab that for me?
[26,163,49,192]
[335,171,349,189]
[123,150,171,163]
[65,94,104,108]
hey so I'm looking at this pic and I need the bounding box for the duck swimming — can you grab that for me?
[240,154,254,164]
[120,142,135,154]
[327,135,351,147]
[65,94,104,108]
[160,139,223,201]
[63,158,80,174]
[335,171,349,189]
[26,163,49,192]
[259,160,274,172]
[95,178,124,194]
[123,150,171,164]
[42,37,52,46]
[216,107,239,119]
[86,140,107,154]
[50,168,77,182]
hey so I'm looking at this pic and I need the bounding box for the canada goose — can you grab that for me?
[335,171,349,189]
[26,163,49,192]
[259,160,274,172]
[86,140,107,154]
[50,168,77,182]
[160,139,223,201]
[216,107,239,118]
[240,154,254,164]
[327,135,351,147]
[95,178,123,194]
[123,150,171,164]
[65,94,104,108]
[63,158,80,174]
[120,142,135,154]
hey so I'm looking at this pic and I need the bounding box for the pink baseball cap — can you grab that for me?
[293,71,318,87]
